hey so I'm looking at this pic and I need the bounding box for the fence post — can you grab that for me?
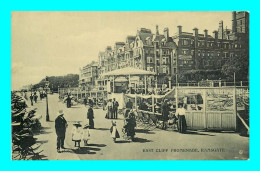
[233,87,237,131]
[240,81,243,87]
[203,89,207,130]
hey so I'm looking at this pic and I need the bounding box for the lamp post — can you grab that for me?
[45,76,50,121]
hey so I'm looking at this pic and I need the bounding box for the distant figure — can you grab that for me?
[82,124,91,146]
[40,92,43,100]
[175,103,187,134]
[55,110,68,153]
[83,97,87,107]
[89,98,93,107]
[72,122,83,148]
[29,94,34,106]
[103,100,107,111]
[66,95,72,108]
[34,94,38,103]
[110,121,120,142]
[87,105,94,129]
[112,98,119,119]
[124,110,136,141]
[126,99,133,110]
[161,99,170,130]
[106,99,113,119]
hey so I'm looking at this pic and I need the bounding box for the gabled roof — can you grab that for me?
[126,36,136,44]
[152,34,165,42]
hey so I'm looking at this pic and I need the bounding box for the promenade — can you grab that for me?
[31,94,249,160]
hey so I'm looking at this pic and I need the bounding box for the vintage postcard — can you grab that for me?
[11,11,249,160]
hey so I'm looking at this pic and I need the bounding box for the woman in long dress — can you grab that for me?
[175,103,187,133]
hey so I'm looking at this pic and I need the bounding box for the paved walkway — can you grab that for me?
[26,94,249,160]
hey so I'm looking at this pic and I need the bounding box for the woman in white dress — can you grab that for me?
[72,122,83,148]
[110,121,120,142]
[82,124,90,146]
[175,103,187,133]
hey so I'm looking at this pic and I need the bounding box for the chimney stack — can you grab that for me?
[156,25,159,35]
[204,29,208,37]
[232,11,237,33]
[177,25,182,35]
[164,27,169,42]
[193,28,198,36]
[218,21,224,39]
[213,30,218,42]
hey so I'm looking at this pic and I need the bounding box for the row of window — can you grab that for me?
[179,38,243,49]
[147,66,169,74]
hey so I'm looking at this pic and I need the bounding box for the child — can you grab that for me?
[82,124,90,146]
[110,121,120,142]
[72,122,83,148]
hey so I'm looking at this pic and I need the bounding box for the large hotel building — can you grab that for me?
[79,11,249,91]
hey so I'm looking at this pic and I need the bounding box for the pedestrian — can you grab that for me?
[126,99,133,110]
[29,94,34,106]
[72,122,83,148]
[161,99,170,130]
[40,92,43,100]
[175,103,187,133]
[106,99,113,119]
[112,98,119,119]
[124,110,136,141]
[83,97,87,107]
[34,94,38,103]
[87,105,95,129]
[89,98,93,107]
[103,100,107,111]
[82,124,91,146]
[110,121,120,142]
[55,110,68,153]
[66,95,72,108]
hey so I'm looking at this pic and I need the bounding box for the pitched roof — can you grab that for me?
[126,36,136,44]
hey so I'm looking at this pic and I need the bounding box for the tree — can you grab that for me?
[221,52,249,81]
[32,74,79,92]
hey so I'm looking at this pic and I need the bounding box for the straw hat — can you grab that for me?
[57,110,64,116]
[73,121,82,127]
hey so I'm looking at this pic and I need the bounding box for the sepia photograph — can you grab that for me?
[11,11,249,160]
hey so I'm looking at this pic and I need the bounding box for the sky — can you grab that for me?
[11,11,232,90]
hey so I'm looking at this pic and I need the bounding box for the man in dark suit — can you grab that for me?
[87,105,94,129]
[161,99,170,130]
[55,110,68,153]
[112,98,119,119]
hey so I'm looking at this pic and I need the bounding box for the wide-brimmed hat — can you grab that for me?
[73,121,82,127]
[57,110,64,116]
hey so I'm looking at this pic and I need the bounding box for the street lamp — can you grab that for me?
[44,76,50,121]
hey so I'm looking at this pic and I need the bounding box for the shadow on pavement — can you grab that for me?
[94,128,109,131]
[72,147,98,155]
[133,137,152,143]
[36,140,49,144]
[115,140,130,143]
[135,129,155,134]
[34,127,53,135]
[87,144,107,147]
[185,131,215,136]
[69,106,82,108]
